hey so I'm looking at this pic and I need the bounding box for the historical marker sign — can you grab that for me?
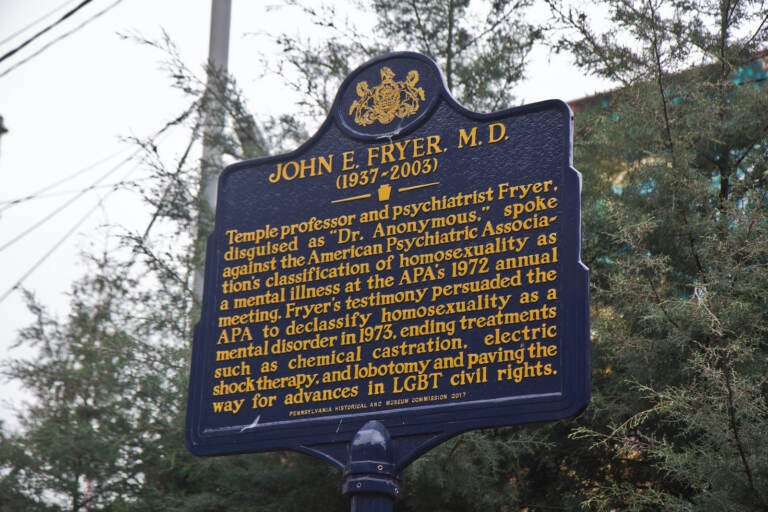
[186,52,589,468]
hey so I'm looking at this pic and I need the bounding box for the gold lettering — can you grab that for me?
[268,154,335,183]
[488,122,507,144]
[210,168,567,421]
[367,135,443,166]
[342,150,356,171]
[457,127,479,148]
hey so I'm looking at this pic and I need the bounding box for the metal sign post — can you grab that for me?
[343,421,399,512]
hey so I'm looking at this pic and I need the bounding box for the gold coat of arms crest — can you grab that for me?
[348,66,425,126]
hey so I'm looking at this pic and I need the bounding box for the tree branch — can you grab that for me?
[721,351,766,508]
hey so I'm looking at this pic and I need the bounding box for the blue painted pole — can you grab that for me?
[343,421,400,512]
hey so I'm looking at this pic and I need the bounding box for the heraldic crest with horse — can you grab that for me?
[349,66,426,126]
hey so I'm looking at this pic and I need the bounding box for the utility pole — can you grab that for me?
[0,115,7,158]
[193,0,232,306]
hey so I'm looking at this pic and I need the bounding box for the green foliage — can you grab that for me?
[372,0,541,111]
[133,449,346,512]
[553,0,768,509]
[0,256,177,511]
[398,428,551,511]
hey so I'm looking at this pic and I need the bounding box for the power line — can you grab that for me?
[0,0,93,65]
[0,149,128,214]
[0,177,150,208]
[0,100,197,215]
[0,0,79,47]
[0,119,197,274]
[0,150,140,254]
[0,194,109,306]
[0,0,124,79]
[0,104,199,295]
[0,82,203,305]
[0,147,151,305]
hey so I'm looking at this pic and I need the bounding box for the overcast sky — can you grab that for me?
[0,0,612,428]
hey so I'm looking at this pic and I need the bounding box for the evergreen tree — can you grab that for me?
[0,256,176,511]
[548,0,768,509]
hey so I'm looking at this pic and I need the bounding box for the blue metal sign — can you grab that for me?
[186,52,590,470]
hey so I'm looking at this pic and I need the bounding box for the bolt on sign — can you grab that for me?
[186,52,590,469]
